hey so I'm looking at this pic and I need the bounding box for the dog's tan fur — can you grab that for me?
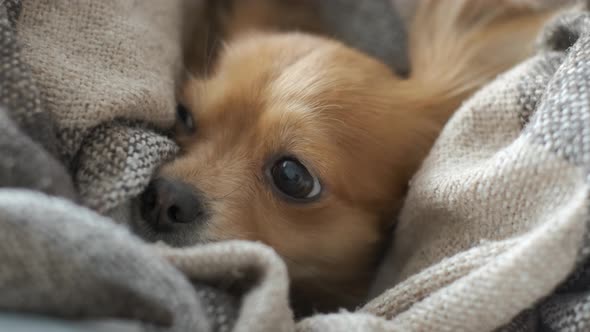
[151,0,556,313]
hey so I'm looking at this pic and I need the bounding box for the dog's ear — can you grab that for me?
[216,0,234,11]
[205,0,235,32]
[180,0,229,76]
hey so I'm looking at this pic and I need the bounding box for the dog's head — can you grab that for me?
[135,33,438,310]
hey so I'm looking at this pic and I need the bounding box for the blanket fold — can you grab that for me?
[0,0,75,200]
[365,4,590,331]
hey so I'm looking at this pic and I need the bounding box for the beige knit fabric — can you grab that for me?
[158,242,295,332]
[14,0,192,212]
[18,0,181,138]
[302,5,590,331]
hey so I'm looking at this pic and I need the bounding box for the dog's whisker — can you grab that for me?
[208,182,247,202]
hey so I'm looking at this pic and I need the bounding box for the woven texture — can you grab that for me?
[361,5,590,332]
[16,0,182,212]
[0,0,75,200]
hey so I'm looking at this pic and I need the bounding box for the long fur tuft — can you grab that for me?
[405,0,555,123]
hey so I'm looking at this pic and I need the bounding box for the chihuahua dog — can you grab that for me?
[134,0,555,314]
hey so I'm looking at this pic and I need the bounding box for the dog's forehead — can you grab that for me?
[263,46,395,117]
[198,33,397,152]
[218,33,387,104]
[200,41,335,125]
[266,51,335,108]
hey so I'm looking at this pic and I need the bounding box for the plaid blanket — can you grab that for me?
[1,0,590,331]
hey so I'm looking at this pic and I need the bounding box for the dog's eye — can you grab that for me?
[176,103,195,133]
[270,158,321,201]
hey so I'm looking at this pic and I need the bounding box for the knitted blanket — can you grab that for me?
[1,0,589,331]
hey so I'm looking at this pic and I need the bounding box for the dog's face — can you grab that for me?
[135,33,438,309]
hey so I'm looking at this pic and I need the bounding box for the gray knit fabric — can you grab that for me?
[318,0,409,76]
[0,0,75,200]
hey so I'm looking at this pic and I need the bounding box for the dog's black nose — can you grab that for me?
[140,178,206,230]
